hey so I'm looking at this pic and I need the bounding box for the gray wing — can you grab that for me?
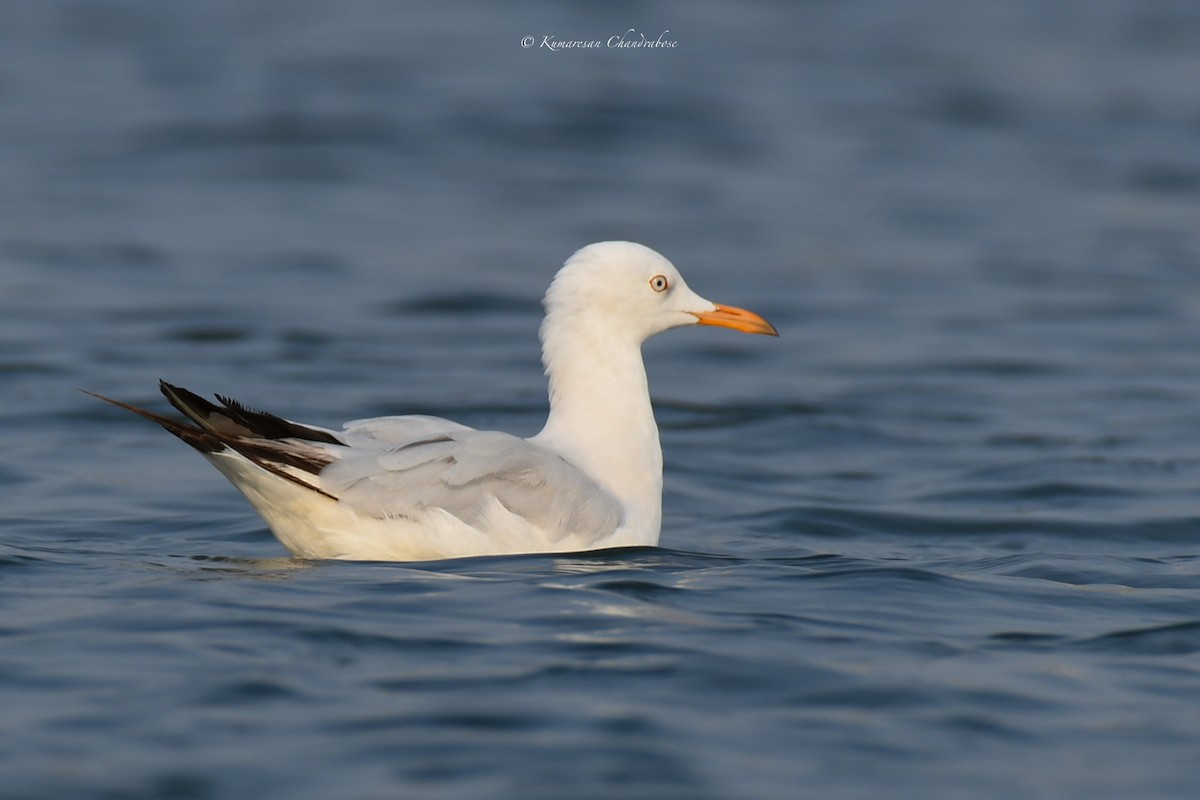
[320,416,623,538]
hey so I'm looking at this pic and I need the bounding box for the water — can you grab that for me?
[3,1,1200,797]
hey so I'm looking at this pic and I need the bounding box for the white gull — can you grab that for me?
[90,241,777,561]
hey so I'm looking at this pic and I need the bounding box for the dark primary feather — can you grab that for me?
[86,383,340,499]
[161,381,342,444]
[82,389,225,453]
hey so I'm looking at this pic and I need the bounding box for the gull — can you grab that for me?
[89,241,777,561]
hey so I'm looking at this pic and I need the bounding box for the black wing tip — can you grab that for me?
[83,387,225,454]
[154,381,343,446]
[86,384,339,499]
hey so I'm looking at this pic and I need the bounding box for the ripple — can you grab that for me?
[382,291,537,316]
[136,111,406,152]
[750,505,1200,545]
[165,325,256,343]
[199,678,305,706]
[0,553,46,569]
[0,361,66,376]
[1127,161,1200,196]
[1078,621,1200,656]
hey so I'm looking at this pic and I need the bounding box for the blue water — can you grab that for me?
[3,1,1200,798]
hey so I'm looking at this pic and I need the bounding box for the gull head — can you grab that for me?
[541,241,778,347]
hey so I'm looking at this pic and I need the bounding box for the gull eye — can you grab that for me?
[649,274,670,293]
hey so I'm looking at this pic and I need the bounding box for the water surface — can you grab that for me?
[2,2,1200,798]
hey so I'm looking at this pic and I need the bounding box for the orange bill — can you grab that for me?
[691,304,779,336]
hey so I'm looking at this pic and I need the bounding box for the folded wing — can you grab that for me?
[323,419,624,540]
[90,382,624,545]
